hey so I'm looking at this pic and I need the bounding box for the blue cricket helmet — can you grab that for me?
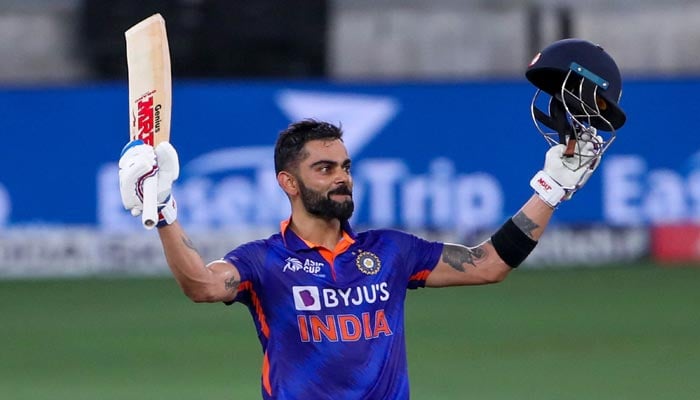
[526,38,626,130]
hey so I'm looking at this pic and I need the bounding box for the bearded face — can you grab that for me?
[297,177,354,221]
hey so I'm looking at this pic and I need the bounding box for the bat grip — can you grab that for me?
[141,176,158,229]
[564,138,577,158]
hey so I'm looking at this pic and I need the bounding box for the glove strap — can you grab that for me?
[530,170,566,208]
[156,195,177,228]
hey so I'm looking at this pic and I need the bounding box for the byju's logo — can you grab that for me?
[293,286,321,311]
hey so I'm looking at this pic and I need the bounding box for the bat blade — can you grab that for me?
[125,13,172,229]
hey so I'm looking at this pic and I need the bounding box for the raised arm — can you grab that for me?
[119,140,240,303]
[158,221,240,303]
[426,195,551,287]
[426,137,603,287]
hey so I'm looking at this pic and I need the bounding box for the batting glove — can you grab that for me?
[118,140,179,228]
[530,132,602,208]
[154,142,179,227]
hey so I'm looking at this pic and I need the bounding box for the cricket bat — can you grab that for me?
[125,14,172,229]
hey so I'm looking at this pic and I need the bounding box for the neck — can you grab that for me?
[289,212,343,250]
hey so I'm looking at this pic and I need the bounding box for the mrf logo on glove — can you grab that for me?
[530,170,566,208]
[535,177,553,192]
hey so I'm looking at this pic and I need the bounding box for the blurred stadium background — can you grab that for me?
[2,0,700,399]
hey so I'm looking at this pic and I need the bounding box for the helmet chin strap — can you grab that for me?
[531,95,575,153]
[531,91,578,157]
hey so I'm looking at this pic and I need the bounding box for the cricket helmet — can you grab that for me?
[526,38,626,167]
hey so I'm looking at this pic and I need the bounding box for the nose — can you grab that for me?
[335,168,351,185]
[331,172,352,195]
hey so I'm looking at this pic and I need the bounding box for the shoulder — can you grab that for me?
[356,228,432,246]
[358,228,423,240]
[238,234,280,251]
[358,228,444,256]
[225,233,283,263]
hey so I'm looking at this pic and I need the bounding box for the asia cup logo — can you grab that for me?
[355,251,381,275]
[283,257,304,272]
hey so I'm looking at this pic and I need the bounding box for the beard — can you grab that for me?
[298,179,354,221]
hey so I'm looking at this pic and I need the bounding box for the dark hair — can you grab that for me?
[274,119,344,174]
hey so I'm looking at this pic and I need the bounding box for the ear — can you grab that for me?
[277,171,298,196]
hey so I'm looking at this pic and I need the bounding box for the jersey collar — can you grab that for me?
[280,218,356,251]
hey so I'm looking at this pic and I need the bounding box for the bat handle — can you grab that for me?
[141,175,158,229]
[564,137,577,158]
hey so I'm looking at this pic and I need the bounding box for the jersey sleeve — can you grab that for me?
[387,230,443,289]
[222,240,265,305]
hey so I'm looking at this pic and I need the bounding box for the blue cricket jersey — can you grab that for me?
[224,220,443,400]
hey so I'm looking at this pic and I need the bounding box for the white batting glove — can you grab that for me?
[154,142,179,227]
[118,140,180,228]
[119,140,157,217]
[530,132,602,208]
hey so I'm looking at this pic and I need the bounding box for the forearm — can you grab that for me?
[426,194,555,287]
[157,221,219,300]
[465,194,554,275]
[485,194,553,271]
[512,194,555,241]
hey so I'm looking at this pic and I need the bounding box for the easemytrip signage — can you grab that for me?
[1,78,699,233]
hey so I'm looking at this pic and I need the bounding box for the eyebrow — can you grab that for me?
[309,158,351,168]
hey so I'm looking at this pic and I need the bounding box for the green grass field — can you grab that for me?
[2,263,699,399]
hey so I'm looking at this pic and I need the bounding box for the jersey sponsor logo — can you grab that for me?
[323,283,390,307]
[297,310,393,343]
[355,250,381,275]
[292,284,394,341]
[292,283,390,311]
[292,286,321,311]
[283,257,324,275]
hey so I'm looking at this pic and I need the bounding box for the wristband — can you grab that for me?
[490,218,537,268]
[156,195,177,228]
[530,170,566,208]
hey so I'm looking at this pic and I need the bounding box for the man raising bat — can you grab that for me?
[119,38,625,399]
